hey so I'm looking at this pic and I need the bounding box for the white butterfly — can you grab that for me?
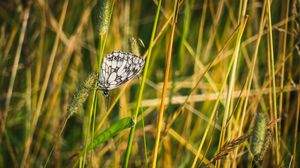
[98,51,145,96]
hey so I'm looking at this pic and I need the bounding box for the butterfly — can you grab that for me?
[98,51,145,96]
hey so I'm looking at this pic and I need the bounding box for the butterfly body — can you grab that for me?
[98,51,145,96]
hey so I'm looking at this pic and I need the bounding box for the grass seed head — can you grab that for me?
[129,37,144,56]
[211,133,251,162]
[254,129,272,163]
[95,0,114,35]
[67,72,98,117]
[251,111,270,161]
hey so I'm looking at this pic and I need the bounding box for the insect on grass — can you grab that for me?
[97,51,145,96]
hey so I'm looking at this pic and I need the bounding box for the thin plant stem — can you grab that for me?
[235,0,267,158]
[82,91,97,167]
[152,0,179,167]
[1,4,30,144]
[278,0,290,135]
[141,107,149,168]
[191,18,248,168]
[21,1,68,167]
[267,0,280,164]
[218,15,248,148]
[292,91,300,168]
[81,0,115,165]
[123,0,162,167]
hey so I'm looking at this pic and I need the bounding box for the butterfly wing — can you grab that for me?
[115,52,145,86]
[99,51,145,90]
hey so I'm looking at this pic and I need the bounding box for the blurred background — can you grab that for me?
[0,0,299,167]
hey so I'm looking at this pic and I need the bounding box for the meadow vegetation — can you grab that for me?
[0,0,299,167]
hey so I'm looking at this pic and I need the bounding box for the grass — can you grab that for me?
[0,0,299,167]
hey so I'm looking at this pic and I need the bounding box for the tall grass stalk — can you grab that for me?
[152,0,179,167]
[20,1,68,167]
[218,14,248,156]
[3,5,30,117]
[293,92,300,168]
[278,0,290,136]
[129,37,149,166]
[0,6,30,158]
[123,0,162,167]
[191,20,247,167]
[94,2,172,135]
[235,0,267,159]
[1,1,299,167]
[0,4,30,166]
[267,0,280,165]
[81,0,115,166]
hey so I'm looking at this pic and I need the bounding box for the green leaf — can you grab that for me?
[87,117,135,151]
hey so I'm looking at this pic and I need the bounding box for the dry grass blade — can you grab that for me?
[152,1,180,167]
[1,4,31,142]
[20,1,69,167]
[1,0,299,167]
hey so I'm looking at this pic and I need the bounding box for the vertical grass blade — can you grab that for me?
[21,1,69,166]
[152,0,179,167]
[123,0,163,167]
[81,0,115,167]
[267,0,280,164]
[218,15,248,153]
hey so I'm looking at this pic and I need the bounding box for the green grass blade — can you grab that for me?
[122,0,162,167]
[87,117,135,151]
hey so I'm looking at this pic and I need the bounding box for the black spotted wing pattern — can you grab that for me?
[98,51,145,91]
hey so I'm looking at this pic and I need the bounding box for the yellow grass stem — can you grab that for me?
[267,0,280,165]
[152,0,179,167]
[191,23,244,168]
[218,15,248,152]
[278,0,290,133]
[1,4,31,145]
[233,2,267,163]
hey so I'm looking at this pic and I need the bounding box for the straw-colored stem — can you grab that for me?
[21,1,68,167]
[1,4,30,147]
[218,15,248,150]
[267,0,280,164]
[152,1,179,167]
[191,18,248,168]
[278,0,289,136]
[235,0,267,159]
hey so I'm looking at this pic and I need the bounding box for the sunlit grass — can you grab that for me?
[0,0,299,167]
